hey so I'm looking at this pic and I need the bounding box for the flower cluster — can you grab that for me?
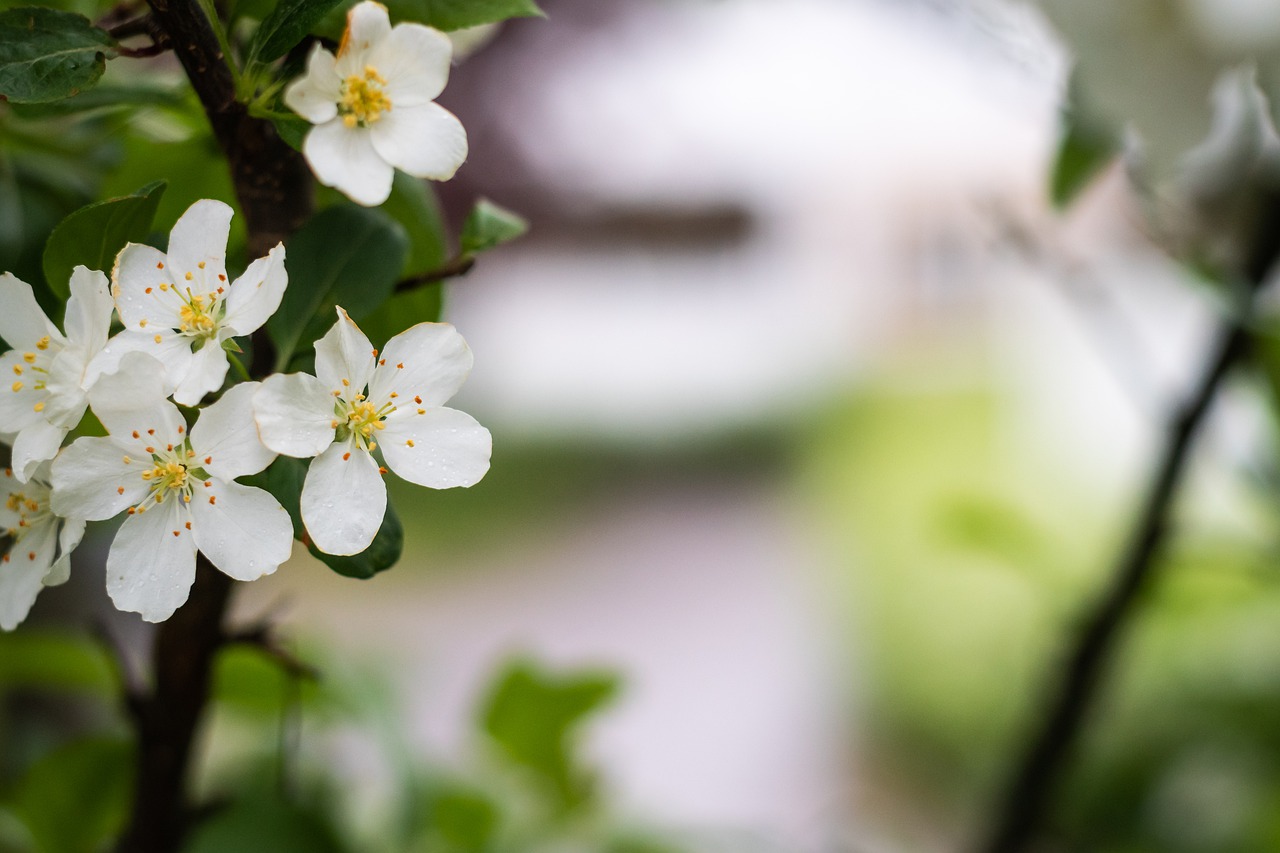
[0,199,490,628]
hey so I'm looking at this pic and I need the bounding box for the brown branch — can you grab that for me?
[106,15,155,40]
[394,254,476,293]
[978,189,1280,852]
[114,2,316,851]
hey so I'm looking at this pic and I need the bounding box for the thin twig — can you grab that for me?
[394,254,476,293]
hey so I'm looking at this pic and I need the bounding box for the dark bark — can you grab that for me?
[115,1,315,850]
[978,190,1280,853]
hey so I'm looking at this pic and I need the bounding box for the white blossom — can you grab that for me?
[0,463,84,631]
[52,353,292,622]
[254,308,491,555]
[0,267,114,482]
[96,199,287,406]
[284,0,468,206]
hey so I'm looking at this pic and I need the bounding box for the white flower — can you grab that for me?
[96,199,287,406]
[0,267,114,482]
[254,308,491,555]
[284,0,468,206]
[0,463,85,631]
[52,353,292,622]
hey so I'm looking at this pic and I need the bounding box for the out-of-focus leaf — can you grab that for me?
[460,198,527,255]
[267,205,408,369]
[359,173,448,348]
[1051,78,1119,208]
[9,737,132,853]
[8,83,183,117]
[41,181,166,298]
[255,456,404,579]
[480,660,620,808]
[183,793,345,853]
[249,0,346,63]
[271,113,310,152]
[417,781,499,852]
[388,0,544,31]
[0,7,116,104]
[0,631,116,695]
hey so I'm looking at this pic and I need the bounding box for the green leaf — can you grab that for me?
[267,204,409,369]
[460,197,528,255]
[9,737,132,853]
[480,659,620,808]
[8,82,183,117]
[388,0,545,31]
[257,456,404,579]
[418,781,499,852]
[359,173,448,348]
[250,0,347,64]
[0,7,116,104]
[0,630,117,696]
[41,180,166,298]
[184,793,344,853]
[1050,81,1119,209]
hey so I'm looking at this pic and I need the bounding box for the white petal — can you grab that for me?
[381,406,490,488]
[64,267,114,353]
[171,342,229,406]
[370,102,467,181]
[111,243,186,329]
[191,381,276,479]
[314,308,376,395]
[0,350,49,436]
[190,479,293,581]
[337,0,392,73]
[41,348,90,427]
[50,437,149,520]
[370,22,453,106]
[106,499,197,623]
[300,441,385,555]
[11,420,67,483]
[303,120,395,207]
[0,273,60,350]
[88,352,186,449]
[46,518,86,587]
[223,244,287,337]
[87,329,191,393]
[167,199,232,289]
[283,43,340,124]
[368,321,473,407]
[0,521,58,630]
[0,471,23,530]
[254,372,336,458]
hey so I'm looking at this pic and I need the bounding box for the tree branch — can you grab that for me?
[114,2,316,851]
[978,189,1280,852]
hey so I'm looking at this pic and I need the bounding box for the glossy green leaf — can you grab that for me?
[257,456,404,579]
[480,660,619,807]
[267,205,409,369]
[359,173,448,348]
[389,0,544,31]
[9,737,132,853]
[250,0,346,64]
[0,7,116,104]
[8,82,183,117]
[41,180,166,298]
[460,197,528,255]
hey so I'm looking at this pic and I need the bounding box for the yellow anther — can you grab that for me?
[198,261,206,269]
[22,353,35,364]
[154,335,162,344]
[185,272,193,281]
[35,336,48,351]
[406,439,415,447]
[338,69,392,127]
[11,381,22,392]
[32,402,43,412]
[11,365,20,376]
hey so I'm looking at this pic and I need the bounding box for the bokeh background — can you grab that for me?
[14,0,1280,850]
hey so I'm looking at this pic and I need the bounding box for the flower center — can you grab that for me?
[339,66,392,128]
[177,290,222,340]
[3,489,47,541]
[333,393,395,451]
[130,444,203,515]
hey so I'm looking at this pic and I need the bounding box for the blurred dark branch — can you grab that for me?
[979,190,1280,853]
[115,2,315,852]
